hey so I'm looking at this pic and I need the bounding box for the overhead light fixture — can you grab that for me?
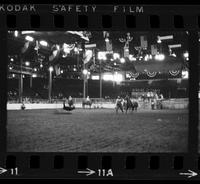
[113,72,123,82]
[32,74,37,78]
[105,38,109,42]
[155,54,165,61]
[21,31,36,35]
[82,69,88,75]
[183,51,189,58]
[34,68,37,72]
[157,36,162,43]
[49,66,54,72]
[103,74,113,81]
[40,63,43,68]
[129,55,137,61]
[10,58,14,61]
[171,53,176,57]
[120,58,125,63]
[60,70,64,74]
[25,35,34,42]
[39,40,48,47]
[113,53,120,60]
[158,35,173,41]
[168,44,182,49]
[14,31,19,37]
[91,75,99,80]
[98,52,107,60]
[25,61,30,66]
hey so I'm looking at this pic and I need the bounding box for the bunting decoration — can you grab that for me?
[146,71,157,78]
[169,70,180,76]
[128,72,139,79]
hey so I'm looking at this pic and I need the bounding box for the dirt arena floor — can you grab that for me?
[7,108,188,152]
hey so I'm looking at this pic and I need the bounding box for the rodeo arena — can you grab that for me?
[7,31,189,152]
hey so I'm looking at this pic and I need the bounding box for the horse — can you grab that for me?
[123,97,133,114]
[123,97,139,113]
[131,99,138,111]
[63,101,75,111]
[82,99,92,109]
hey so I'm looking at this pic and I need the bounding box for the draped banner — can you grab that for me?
[126,71,139,79]
[169,70,180,76]
[146,71,157,77]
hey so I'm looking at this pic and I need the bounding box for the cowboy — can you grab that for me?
[115,96,123,113]
[86,96,90,102]
[68,96,74,107]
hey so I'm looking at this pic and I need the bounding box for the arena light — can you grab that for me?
[98,51,107,60]
[25,35,34,42]
[39,40,48,47]
[40,63,43,68]
[32,74,37,78]
[182,70,189,79]
[82,69,88,75]
[120,58,125,63]
[49,66,54,72]
[155,54,165,61]
[183,51,189,58]
[113,53,120,60]
[21,31,36,35]
[171,53,177,57]
[105,38,109,42]
[25,61,30,66]
[10,58,14,61]
[34,68,37,72]
[144,55,150,61]
[14,31,19,37]
[129,55,137,61]
[157,36,162,43]
[168,44,182,49]
[103,74,113,81]
[113,72,123,82]
[158,35,173,41]
[91,75,99,80]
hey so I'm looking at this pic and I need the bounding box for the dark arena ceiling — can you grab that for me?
[7,31,189,80]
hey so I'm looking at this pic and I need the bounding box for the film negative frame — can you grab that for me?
[0,3,199,179]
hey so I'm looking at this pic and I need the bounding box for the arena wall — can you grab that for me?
[7,98,188,110]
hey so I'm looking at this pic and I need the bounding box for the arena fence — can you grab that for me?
[7,98,188,110]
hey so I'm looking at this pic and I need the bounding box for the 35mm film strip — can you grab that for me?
[0,4,199,180]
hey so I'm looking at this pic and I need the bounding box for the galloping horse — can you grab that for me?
[82,99,92,109]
